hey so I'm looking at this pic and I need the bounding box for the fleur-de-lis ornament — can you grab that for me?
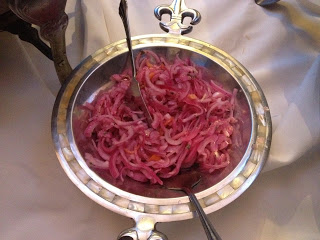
[154,0,201,35]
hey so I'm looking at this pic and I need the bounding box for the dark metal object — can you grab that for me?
[165,171,222,240]
[0,10,53,60]
[119,0,153,126]
[0,0,9,14]
[7,0,72,84]
[119,237,134,240]
[255,0,281,6]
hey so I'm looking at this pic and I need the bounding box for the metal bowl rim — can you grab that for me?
[52,33,272,221]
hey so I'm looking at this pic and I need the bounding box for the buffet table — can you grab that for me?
[1,0,319,239]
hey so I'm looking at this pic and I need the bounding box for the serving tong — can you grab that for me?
[164,171,222,240]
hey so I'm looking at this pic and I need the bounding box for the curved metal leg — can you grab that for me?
[8,0,72,84]
[0,10,53,60]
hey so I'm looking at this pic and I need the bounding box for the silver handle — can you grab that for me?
[154,0,201,35]
[118,228,138,240]
[118,216,167,240]
[118,0,135,77]
[118,0,153,125]
[184,188,221,240]
[118,227,168,240]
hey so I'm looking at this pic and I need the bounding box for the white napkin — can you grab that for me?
[266,55,320,171]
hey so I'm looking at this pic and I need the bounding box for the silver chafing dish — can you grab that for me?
[49,1,272,239]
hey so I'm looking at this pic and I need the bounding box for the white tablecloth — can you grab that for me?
[1,0,319,239]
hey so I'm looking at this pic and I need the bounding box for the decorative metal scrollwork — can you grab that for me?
[154,0,201,35]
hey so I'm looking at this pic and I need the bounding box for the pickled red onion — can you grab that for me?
[82,50,239,185]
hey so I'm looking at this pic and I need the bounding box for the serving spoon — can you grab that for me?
[119,0,153,126]
[164,170,222,240]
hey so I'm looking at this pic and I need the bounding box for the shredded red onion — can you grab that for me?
[82,50,239,185]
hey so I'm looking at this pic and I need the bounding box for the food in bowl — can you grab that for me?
[78,50,241,185]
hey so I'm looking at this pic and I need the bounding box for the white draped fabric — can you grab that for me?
[1,0,319,239]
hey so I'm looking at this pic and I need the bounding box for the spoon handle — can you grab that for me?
[184,188,222,240]
[118,0,153,125]
[119,0,135,77]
